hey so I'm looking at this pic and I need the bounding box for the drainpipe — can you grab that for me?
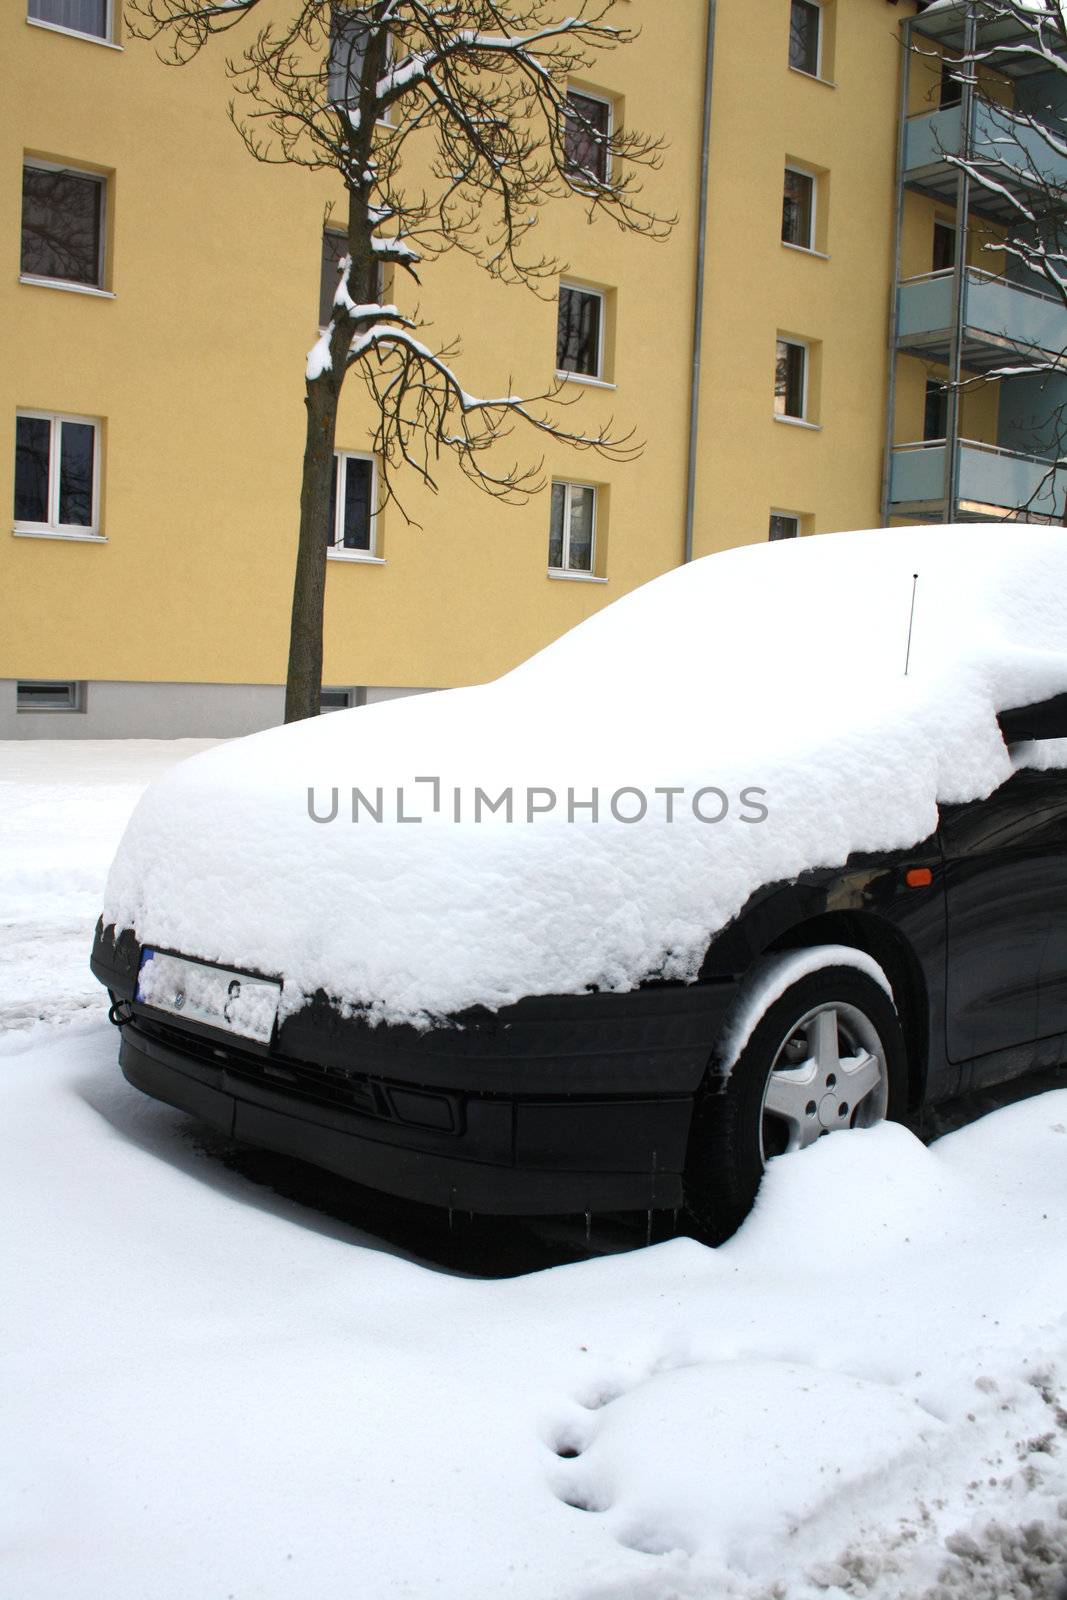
[944,4,978,522]
[683,0,717,564]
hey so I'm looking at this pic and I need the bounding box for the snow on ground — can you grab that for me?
[0,740,215,1054]
[2,742,1067,1599]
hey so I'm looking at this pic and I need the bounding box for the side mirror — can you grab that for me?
[997,692,1067,744]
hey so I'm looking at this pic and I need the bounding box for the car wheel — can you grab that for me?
[684,962,908,1244]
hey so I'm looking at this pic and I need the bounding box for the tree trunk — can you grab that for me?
[284,376,339,723]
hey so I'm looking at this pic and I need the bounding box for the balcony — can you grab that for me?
[889,438,1065,519]
[896,268,1067,371]
[903,100,1067,220]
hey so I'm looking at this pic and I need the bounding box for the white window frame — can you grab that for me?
[782,163,817,253]
[549,479,599,577]
[565,87,614,186]
[789,0,823,80]
[26,0,116,46]
[20,157,107,294]
[16,679,87,713]
[557,282,606,384]
[328,449,382,562]
[769,509,802,540]
[13,409,103,541]
[774,336,809,423]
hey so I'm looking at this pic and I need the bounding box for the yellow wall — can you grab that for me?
[2,1,922,694]
[689,0,916,557]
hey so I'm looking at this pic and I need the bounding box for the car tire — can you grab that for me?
[684,962,908,1244]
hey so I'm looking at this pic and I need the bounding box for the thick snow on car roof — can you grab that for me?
[103,525,1067,1026]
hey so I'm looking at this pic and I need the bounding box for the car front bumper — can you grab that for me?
[93,921,738,1216]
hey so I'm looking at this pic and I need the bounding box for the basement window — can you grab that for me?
[769,512,801,541]
[320,688,357,712]
[17,680,85,713]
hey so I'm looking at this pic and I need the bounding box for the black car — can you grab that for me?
[91,690,1067,1241]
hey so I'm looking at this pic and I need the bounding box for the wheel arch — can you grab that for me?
[760,911,929,1111]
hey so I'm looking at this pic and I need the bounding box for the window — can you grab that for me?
[17,680,86,713]
[557,285,604,378]
[319,228,384,327]
[328,8,372,107]
[924,379,948,442]
[27,0,108,40]
[565,90,611,184]
[320,687,356,712]
[782,167,815,249]
[14,412,100,537]
[769,512,800,540]
[549,481,596,574]
[933,219,956,273]
[789,0,821,76]
[320,229,346,326]
[21,162,105,289]
[328,452,375,554]
[774,339,807,420]
[940,54,962,109]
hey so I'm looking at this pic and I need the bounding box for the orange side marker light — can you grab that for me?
[905,867,933,888]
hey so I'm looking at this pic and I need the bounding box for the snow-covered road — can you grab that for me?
[2,741,1067,1599]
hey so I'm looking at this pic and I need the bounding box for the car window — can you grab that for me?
[939,765,1067,854]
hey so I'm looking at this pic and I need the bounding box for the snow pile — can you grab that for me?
[0,740,215,1053]
[3,1026,1067,1599]
[101,525,1067,1024]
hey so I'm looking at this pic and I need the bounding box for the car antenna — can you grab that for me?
[904,573,919,677]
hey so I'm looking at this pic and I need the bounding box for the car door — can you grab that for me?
[940,755,1067,1067]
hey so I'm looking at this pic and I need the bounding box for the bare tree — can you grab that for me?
[917,0,1067,520]
[126,0,671,720]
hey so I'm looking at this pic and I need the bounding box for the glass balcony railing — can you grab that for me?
[903,99,1067,204]
[897,267,1066,360]
[890,438,1065,518]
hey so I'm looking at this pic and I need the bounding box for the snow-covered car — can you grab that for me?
[91,526,1067,1238]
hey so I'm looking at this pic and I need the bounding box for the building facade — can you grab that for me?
[4,0,1062,738]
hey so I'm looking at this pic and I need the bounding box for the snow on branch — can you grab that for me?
[340,319,639,516]
[140,0,666,529]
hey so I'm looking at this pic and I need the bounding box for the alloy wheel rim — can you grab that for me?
[759,1000,888,1162]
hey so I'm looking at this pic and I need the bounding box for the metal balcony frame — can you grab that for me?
[881,3,1065,526]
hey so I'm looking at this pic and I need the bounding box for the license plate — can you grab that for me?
[136,949,281,1044]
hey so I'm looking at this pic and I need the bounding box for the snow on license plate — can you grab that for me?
[136,949,280,1043]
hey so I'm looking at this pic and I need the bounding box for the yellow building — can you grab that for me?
[4,0,1059,737]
